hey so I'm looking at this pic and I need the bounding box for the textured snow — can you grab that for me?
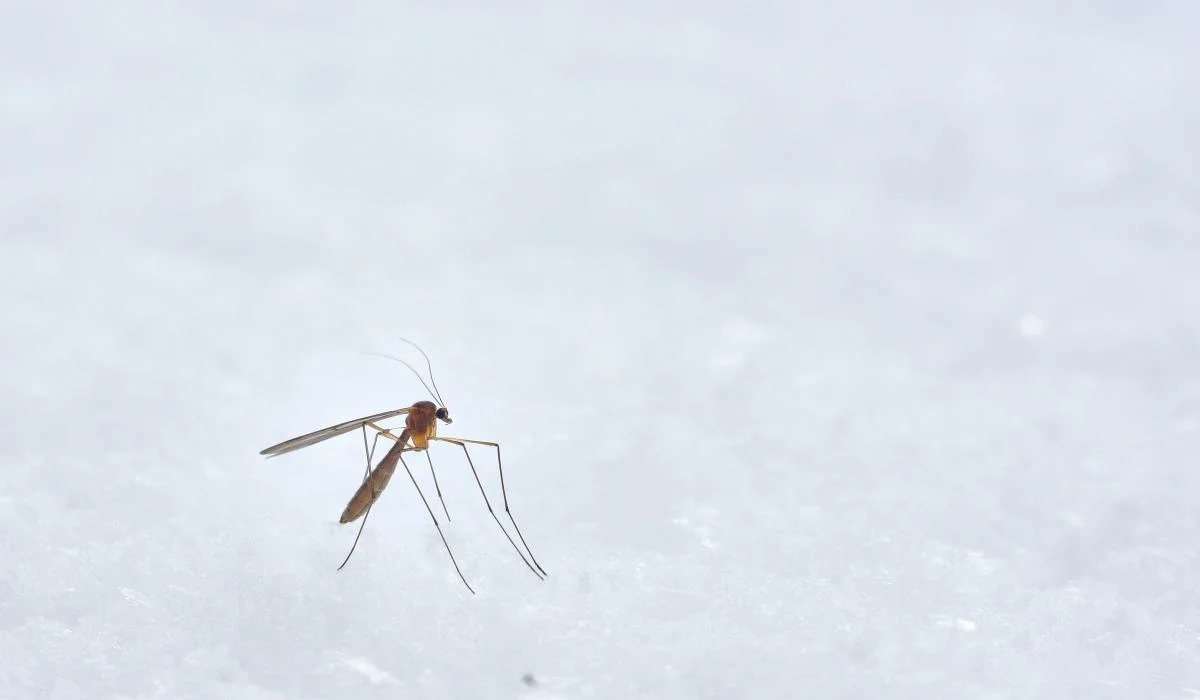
[2,2,1199,699]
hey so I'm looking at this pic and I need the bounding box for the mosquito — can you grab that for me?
[258,339,546,593]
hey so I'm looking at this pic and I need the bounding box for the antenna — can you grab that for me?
[398,337,447,407]
[364,351,440,405]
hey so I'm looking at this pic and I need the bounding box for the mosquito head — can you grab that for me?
[436,406,453,424]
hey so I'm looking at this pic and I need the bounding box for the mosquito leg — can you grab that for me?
[338,426,388,571]
[435,438,543,580]
[363,425,443,521]
[425,449,452,523]
[359,425,385,481]
[397,452,476,595]
[365,422,408,445]
[338,500,374,571]
[432,436,546,576]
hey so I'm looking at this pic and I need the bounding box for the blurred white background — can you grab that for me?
[1,2,1198,698]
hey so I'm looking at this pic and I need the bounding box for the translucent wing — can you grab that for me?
[260,407,412,458]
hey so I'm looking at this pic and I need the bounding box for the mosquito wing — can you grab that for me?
[260,407,413,458]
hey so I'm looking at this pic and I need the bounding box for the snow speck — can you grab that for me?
[934,616,978,632]
[1017,314,1046,337]
[339,656,398,685]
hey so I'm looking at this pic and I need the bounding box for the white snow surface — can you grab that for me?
[2,2,1199,699]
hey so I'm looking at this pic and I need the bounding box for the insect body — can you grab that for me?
[259,342,545,593]
[337,400,446,524]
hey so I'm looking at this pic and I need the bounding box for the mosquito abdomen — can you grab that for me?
[339,461,397,523]
[338,432,409,523]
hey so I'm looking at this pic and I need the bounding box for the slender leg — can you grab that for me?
[426,450,452,524]
[365,422,451,522]
[434,438,544,580]
[396,451,475,594]
[431,436,547,576]
[337,423,475,592]
[338,507,374,571]
[338,425,385,571]
[360,426,386,481]
[365,422,405,443]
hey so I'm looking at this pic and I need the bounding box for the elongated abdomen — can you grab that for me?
[339,432,408,523]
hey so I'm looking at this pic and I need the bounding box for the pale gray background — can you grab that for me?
[1,2,1198,699]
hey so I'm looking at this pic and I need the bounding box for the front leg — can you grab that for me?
[366,422,423,451]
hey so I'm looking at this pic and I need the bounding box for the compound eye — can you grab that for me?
[435,407,449,421]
